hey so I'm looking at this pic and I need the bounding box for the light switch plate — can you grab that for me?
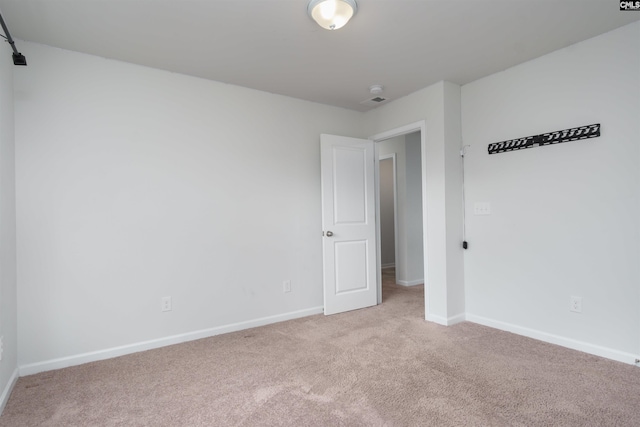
[474,202,491,215]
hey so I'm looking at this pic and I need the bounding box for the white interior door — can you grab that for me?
[321,134,378,315]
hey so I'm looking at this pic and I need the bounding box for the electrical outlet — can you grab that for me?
[161,296,172,312]
[283,280,292,293]
[569,296,582,313]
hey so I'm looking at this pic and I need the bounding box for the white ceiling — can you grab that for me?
[0,0,638,112]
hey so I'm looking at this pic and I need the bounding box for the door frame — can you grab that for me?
[370,121,428,319]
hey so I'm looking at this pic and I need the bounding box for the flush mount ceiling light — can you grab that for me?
[308,0,358,30]
[369,85,384,95]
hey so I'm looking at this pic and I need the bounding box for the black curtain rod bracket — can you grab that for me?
[0,11,26,66]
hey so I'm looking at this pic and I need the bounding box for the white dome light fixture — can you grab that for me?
[369,85,384,95]
[308,0,358,31]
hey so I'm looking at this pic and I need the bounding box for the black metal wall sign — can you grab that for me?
[487,123,600,155]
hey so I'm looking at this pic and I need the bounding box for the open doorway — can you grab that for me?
[319,121,429,319]
[376,131,425,306]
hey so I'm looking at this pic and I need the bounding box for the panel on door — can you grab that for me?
[321,134,377,315]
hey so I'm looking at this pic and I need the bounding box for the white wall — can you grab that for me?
[404,132,424,285]
[365,82,465,324]
[379,157,395,268]
[0,36,19,408]
[18,21,636,376]
[462,22,640,361]
[442,83,464,317]
[379,137,405,279]
[14,42,364,371]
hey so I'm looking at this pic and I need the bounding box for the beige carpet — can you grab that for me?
[2,269,640,426]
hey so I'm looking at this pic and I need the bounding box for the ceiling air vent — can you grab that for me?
[359,96,390,108]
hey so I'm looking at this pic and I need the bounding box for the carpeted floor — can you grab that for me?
[2,269,640,426]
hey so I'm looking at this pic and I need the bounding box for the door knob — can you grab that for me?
[325,231,334,237]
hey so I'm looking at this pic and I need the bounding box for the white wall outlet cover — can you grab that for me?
[570,296,582,313]
[161,296,172,312]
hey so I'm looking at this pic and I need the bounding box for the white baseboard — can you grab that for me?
[426,312,466,326]
[466,313,640,365]
[397,279,423,287]
[19,306,324,376]
[381,263,395,269]
[0,368,19,415]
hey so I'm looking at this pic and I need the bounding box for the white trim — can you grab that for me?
[374,143,382,305]
[369,121,424,142]
[0,368,19,415]
[397,279,423,287]
[19,306,323,376]
[426,313,466,326]
[466,313,640,365]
